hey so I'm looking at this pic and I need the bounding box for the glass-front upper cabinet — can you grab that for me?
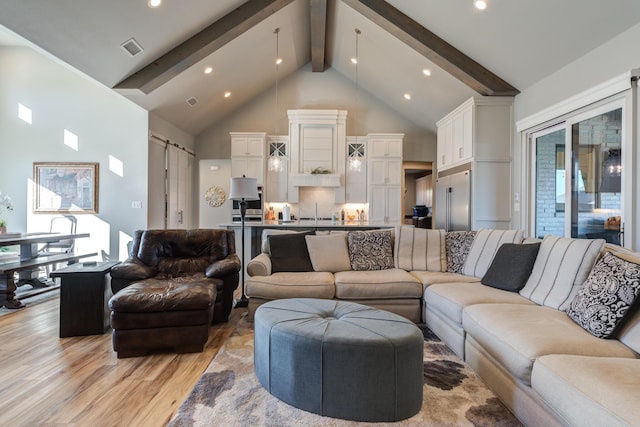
[532,103,623,245]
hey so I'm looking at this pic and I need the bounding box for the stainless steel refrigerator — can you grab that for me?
[435,170,471,231]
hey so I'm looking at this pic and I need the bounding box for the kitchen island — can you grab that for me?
[222,220,399,259]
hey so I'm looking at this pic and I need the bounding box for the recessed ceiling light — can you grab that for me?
[404,93,411,100]
[275,58,283,65]
[422,68,431,76]
[204,66,213,75]
[148,0,161,8]
[474,0,487,10]
[351,57,358,65]
[224,91,231,98]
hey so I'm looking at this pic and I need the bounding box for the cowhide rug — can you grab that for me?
[168,317,521,427]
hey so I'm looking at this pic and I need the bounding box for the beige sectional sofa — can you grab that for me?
[246,226,640,426]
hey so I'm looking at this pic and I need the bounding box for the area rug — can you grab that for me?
[169,317,522,427]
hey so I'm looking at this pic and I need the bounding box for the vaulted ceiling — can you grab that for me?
[2,0,640,136]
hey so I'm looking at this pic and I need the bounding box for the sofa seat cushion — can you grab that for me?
[462,304,637,385]
[334,269,422,299]
[532,355,640,427]
[424,282,534,326]
[246,272,335,300]
[410,271,480,288]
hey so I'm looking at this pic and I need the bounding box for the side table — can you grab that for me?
[50,261,120,338]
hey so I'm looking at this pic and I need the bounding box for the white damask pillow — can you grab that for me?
[348,230,394,271]
[567,251,640,338]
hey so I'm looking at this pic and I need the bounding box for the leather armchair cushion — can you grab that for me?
[206,254,241,278]
[110,258,156,280]
[109,276,217,312]
[136,229,234,271]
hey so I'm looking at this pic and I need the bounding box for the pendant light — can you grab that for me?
[268,27,285,173]
[348,28,363,172]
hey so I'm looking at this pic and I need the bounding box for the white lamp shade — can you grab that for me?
[229,176,259,200]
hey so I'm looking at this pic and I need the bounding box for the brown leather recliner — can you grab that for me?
[110,228,241,323]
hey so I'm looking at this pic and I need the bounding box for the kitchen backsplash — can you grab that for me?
[266,187,367,221]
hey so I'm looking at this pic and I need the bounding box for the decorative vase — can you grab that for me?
[0,226,6,235]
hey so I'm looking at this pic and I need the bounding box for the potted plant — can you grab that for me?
[0,191,14,234]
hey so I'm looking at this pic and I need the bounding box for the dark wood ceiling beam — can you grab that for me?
[114,0,295,94]
[342,0,519,96]
[309,0,328,72]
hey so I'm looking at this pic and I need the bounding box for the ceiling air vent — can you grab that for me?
[120,38,143,57]
[186,96,199,106]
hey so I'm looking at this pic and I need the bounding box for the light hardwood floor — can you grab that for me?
[0,293,243,426]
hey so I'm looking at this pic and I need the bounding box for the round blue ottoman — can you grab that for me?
[254,298,424,422]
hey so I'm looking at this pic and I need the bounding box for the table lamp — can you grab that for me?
[229,175,259,308]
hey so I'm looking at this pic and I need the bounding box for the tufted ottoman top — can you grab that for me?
[256,298,421,345]
[254,298,424,422]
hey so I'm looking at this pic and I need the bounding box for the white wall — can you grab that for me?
[196,64,436,161]
[198,159,232,228]
[515,23,640,123]
[0,46,149,261]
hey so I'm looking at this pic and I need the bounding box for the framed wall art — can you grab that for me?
[33,162,99,214]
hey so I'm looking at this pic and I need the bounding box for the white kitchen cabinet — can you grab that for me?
[265,136,288,202]
[435,96,514,230]
[436,121,452,170]
[436,97,512,171]
[345,137,367,203]
[369,185,402,224]
[368,158,402,186]
[368,134,403,158]
[367,133,403,224]
[230,132,266,185]
[346,167,367,203]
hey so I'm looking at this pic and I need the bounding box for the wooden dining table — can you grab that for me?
[0,232,95,309]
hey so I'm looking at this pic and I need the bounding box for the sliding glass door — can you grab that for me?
[532,102,623,245]
[533,125,566,239]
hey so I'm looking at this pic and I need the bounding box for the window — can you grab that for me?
[530,101,624,245]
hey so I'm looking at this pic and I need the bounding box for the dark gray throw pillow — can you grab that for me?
[481,242,541,292]
[268,232,314,273]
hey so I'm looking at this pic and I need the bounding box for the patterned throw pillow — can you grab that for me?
[347,230,394,271]
[567,251,640,338]
[445,231,477,273]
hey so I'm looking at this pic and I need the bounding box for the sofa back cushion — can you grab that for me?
[268,232,314,273]
[395,226,446,272]
[519,235,604,310]
[137,229,233,275]
[305,234,352,272]
[261,229,299,255]
[462,229,524,278]
[347,230,395,271]
[445,231,477,273]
